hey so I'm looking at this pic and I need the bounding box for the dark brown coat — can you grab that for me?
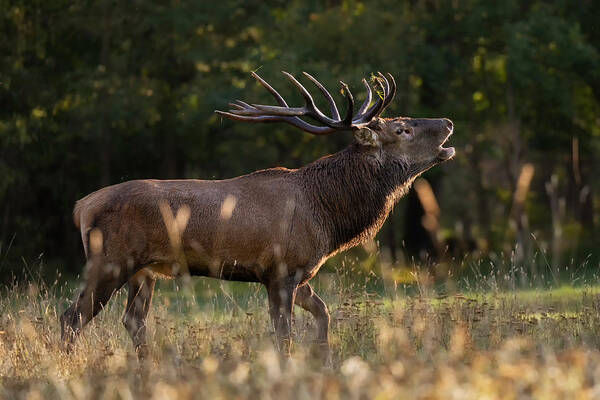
[61,75,455,359]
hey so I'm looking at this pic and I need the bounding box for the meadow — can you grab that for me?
[2,257,600,399]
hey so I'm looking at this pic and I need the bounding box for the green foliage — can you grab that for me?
[1,0,599,275]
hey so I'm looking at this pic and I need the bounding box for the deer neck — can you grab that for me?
[299,144,411,256]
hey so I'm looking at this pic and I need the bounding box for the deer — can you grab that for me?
[60,71,454,359]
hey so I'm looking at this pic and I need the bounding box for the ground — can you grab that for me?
[2,262,600,399]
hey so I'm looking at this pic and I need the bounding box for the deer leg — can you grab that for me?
[122,269,156,358]
[266,279,298,356]
[60,259,127,349]
[295,283,331,361]
[295,283,330,343]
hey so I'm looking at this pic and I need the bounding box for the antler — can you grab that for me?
[215,71,396,135]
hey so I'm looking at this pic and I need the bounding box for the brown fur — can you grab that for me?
[60,116,454,358]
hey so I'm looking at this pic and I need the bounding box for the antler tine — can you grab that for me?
[251,71,288,107]
[281,71,318,110]
[365,72,396,119]
[354,76,386,123]
[377,72,390,98]
[356,78,373,116]
[374,72,393,117]
[302,72,341,120]
[380,73,397,112]
[339,81,355,126]
[232,100,255,109]
[228,102,245,110]
[215,111,337,135]
[280,71,340,126]
[243,104,305,116]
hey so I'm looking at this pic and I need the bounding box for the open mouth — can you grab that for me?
[437,129,455,160]
[438,146,456,160]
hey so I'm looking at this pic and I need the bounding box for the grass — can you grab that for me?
[2,261,600,399]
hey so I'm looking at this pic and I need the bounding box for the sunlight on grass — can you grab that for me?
[2,266,600,398]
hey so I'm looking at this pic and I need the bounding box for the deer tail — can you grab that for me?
[73,199,93,259]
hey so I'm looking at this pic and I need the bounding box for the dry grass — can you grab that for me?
[2,266,600,399]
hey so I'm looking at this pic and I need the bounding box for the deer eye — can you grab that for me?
[396,128,411,135]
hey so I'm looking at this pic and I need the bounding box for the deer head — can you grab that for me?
[216,71,455,173]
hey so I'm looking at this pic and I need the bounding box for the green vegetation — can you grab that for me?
[1,0,599,276]
[3,265,600,398]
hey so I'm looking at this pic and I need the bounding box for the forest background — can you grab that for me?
[1,0,599,283]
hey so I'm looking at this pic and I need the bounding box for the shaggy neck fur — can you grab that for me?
[297,144,412,256]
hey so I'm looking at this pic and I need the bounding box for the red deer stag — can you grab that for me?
[61,71,454,358]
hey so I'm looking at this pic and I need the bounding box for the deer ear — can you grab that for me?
[354,127,379,147]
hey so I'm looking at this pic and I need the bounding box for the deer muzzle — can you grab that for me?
[437,118,455,161]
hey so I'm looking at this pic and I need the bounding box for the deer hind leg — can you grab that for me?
[122,269,156,358]
[60,257,128,349]
[266,278,298,356]
[295,283,331,361]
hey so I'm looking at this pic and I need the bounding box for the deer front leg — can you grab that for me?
[266,278,298,356]
[296,283,331,362]
[122,269,156,359]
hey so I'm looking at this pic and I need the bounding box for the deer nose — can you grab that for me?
[443,118,453,132]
